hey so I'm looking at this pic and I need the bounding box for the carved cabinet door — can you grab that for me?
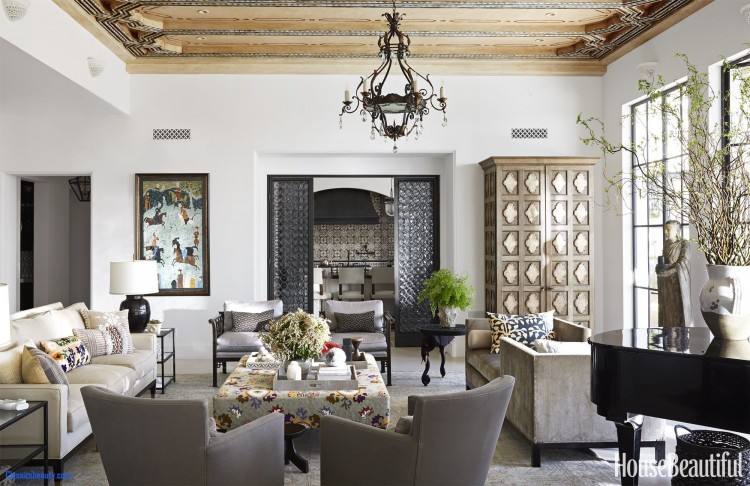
[497,167,545,316]
[544,166,593,326]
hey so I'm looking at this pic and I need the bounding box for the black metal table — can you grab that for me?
[0,401,48,485]
[156,328,176,394]
[419,324,466,386]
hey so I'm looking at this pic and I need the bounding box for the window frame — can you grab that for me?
[631,83,689,329]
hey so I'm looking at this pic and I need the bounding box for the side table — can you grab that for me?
[419,324,466,386]
[0,401,48,484]
[156,328,176,394]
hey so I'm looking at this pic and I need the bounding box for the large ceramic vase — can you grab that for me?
[699,265,750,340]
[438,307,458,328]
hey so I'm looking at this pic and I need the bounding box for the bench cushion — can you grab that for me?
[216,332,264,352]
[330,332,387,353]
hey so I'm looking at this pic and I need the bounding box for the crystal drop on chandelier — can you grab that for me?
[339,115,343,130]
[370,127,376,140]
[442,114,448,127]
[393,144,398,153]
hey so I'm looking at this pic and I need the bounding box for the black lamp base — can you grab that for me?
[120,295,151,333]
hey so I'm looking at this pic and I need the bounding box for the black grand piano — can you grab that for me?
[591,326,750,485]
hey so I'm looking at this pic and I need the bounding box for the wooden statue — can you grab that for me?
[656,220,690,327]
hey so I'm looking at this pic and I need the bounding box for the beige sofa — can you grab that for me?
[465,317,665,466]
[0,302,157,476]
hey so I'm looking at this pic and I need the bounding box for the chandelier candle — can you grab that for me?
[339,3,448,152]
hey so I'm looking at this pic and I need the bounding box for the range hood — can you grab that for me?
[314,188,380,225]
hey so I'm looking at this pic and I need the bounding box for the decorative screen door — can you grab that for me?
[394,176,440,346]
[267,176,314,313]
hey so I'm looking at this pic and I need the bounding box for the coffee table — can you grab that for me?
[213,353,390,431]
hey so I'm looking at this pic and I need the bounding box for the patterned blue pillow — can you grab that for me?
[489,314,548,353]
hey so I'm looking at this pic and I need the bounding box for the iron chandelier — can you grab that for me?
[339,3,447,153]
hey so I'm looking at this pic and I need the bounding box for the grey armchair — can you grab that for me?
[320,376,515,486]
[81,386,284,486]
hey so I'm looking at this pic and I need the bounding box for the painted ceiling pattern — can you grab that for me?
[68,0,703,69]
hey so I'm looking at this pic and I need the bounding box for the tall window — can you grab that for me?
[631,84,688,328]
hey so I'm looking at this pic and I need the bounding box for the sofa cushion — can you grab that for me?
[0,344,24,384]
[66,364,134,394]
[73,328,113,357]
[534,340,591,355]
[232,310,275,332]
[21,346,69,385]
[466,351,503,381]
[39,336,91,373]
[82,309,128,330]
[91,350,155,380]
[10,303,63,321]
[216,332,264,352]
[489,313,548,352]
[53,303,88,332]
[330,332,387,353]
[224,300,283,332]
[67,386,88,433]
[334,311,376,333]
[467,330,492,350]
[325,300,384,332]
[12,312,72,345]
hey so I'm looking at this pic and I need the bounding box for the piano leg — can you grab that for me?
[614,414,644,486]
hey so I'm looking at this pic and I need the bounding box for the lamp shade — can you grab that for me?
[109,261,158,296]
[0,284,9,348]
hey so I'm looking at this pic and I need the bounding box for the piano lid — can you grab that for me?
[590,327,750,363]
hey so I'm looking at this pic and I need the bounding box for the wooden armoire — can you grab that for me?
[480,157,597,327]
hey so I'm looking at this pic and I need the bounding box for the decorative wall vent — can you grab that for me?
[153,129,191,141]
[511,128,548,139]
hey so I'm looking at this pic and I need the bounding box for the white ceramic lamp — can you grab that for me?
[110,261,158,333]
[0,284,10,349]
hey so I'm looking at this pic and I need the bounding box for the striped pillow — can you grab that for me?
[73,328,114,357]
[232,310,275,332]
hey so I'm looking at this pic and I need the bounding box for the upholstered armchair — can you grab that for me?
[320,376,514,486]
[81,386,284,486]
[324,299,393,386]
[209,299,283,387]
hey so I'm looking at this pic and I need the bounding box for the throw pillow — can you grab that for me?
[232,310,275,332]
[394,416,413,435]
[11,311,73,345]
[101,324,134,354]
[532,339,560,353]
[21,346,69,385]
[0,344,25,384]
[334,311,376,333]
[489,314,548,353]
[81,309,129,330]
[72,328,114,357]
[39,336,91,373]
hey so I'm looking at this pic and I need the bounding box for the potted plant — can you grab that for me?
[578,55,750,340]
[418,269,473,327]
[261,309,331,375]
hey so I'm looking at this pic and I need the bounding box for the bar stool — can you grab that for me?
[371,267,395,300]
[313,268,331,315]
[338,267,365,301]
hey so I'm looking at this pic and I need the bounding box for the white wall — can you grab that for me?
[0,2,129,113]
[601,0,750,331]
[0,35,602,357]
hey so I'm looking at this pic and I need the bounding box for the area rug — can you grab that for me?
[25,372,647,485]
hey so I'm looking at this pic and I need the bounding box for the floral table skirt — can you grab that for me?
[213,358,390,431]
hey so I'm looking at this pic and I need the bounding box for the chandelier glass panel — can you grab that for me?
[339,4,447,152]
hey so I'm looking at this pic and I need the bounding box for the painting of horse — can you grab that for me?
[135,174,210,296]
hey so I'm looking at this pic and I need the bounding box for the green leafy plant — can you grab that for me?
[261,309,331,361]
[418,269,473,317]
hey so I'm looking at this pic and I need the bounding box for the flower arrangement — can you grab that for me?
[261,309,331,361]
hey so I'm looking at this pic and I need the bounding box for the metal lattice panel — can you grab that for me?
[511,128,548,139]
[396,179,438,334]
[153,128,191,140]
[269,179,311,312]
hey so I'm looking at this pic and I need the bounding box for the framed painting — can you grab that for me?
[135,173,210,296]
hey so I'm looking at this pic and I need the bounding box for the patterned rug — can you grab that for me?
[18,371,659,485]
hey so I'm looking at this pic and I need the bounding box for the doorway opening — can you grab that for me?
[17,176,91,311]
[267,174,439,347]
